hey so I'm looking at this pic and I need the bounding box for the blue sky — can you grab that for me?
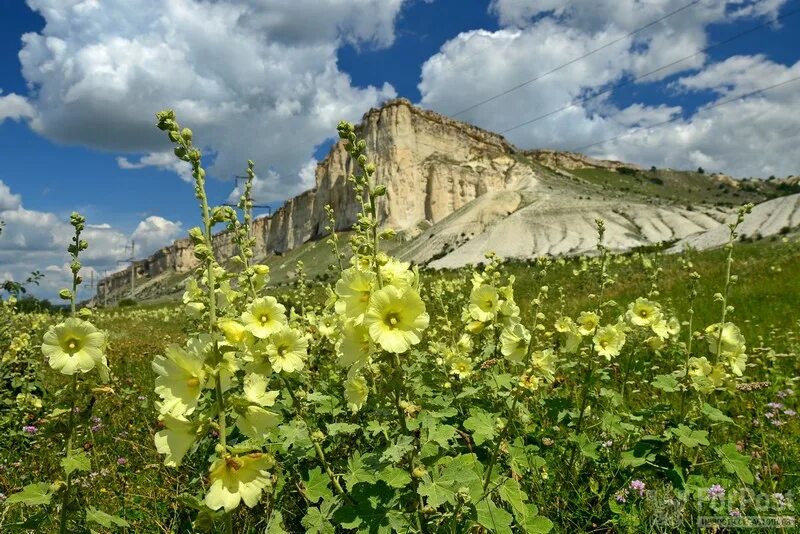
[1,0,799,299]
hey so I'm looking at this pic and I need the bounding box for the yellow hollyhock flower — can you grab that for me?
[364,285,429,354]
[154,413,198,467]
[705,322,746,357]
[205,453,274,512]
[380,257,415,288]
[650,318,670,340]
[593,324,626,359]
[626,297,662,327]
[241,297,287,339]
[576,312,600,336]
[449,356,474,379]
[498,284,520,326]
[531,348,557,382]
[689,356,728,393]
[559,320,582,354]
[243,373,279,407]
[554,316,575,334]
[468,285,500,323]
[267,326,307,373]
[727,349,748,377]
[337,322,372,374]
[41,318,106,376]
[666,317,681,337]
[344,375,369,413]
[219,319,248,345]
[334,267,375,323]
[152,344,206,416]
[500,323,530,363]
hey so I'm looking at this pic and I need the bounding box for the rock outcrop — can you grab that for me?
[527,149,643,172]
[98,98,797,300]
[99,98,530,297]
[672,193,800,251]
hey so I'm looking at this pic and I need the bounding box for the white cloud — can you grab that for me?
[131,216,183,253]
[418,0,795,177]
[117,152,193,182]
[0,92,36,123]
[0,181,22,211]
[594,56,800,177]
[17,0,402,202]
[0,180,183,300]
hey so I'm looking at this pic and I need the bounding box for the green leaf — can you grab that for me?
[326,422,360,436]
[569,434,600,460]
[266,511,288,534]
[521,514,554,534]
[463,409,496,446]
[380,436,414,464]
[344,452,378,492]
[303,467,333,504]
[497,478,528,519]
[670,425,709,448]
[5,483,53,506]
[417,478,456,508]
[701,403,733,424]
[717,443,754,484]
[418,455,482,508]
[651,374,680,392]
[426,423,457,447]
[278,420,311,451]
[378,467,412,489]
[62,450,91,477]
[301,507,335,534]
[475,500,514,534]
[86,507,130,528]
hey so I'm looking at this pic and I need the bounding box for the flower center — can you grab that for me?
[187,377,200,388]
[385,313,400,328]
[359,292,370,303]
[65,338,80,352]
[225,457,242,471]
[260,314,270,325]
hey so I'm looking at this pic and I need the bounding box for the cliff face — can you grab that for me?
[99,98,528,297]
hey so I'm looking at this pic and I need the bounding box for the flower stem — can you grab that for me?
[280,376,353,504]
[58,375,78,534]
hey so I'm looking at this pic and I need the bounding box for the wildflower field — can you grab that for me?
[1,114,798,533]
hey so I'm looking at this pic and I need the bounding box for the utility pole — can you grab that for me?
[102,270,109,307]
[117,240,137,300]
[222,175,273,214]
[87,270,95,306]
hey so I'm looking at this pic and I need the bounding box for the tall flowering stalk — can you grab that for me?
[5,212,116,532]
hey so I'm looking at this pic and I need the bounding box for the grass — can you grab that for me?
[2,237,798,532]
[569,167,790,207]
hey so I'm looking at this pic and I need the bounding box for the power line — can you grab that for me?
[569,75,800,152]
[450,0,702,118]
[499,6,800,135]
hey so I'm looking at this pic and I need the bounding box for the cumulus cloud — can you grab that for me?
[0,181,22,211]
[418,0,795,177]
[18,0,401,202]
[0,180,183,300]
[131,216,183,254]
[0,92,36,123]
[594,56,800,177]
[117,152,193,182]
